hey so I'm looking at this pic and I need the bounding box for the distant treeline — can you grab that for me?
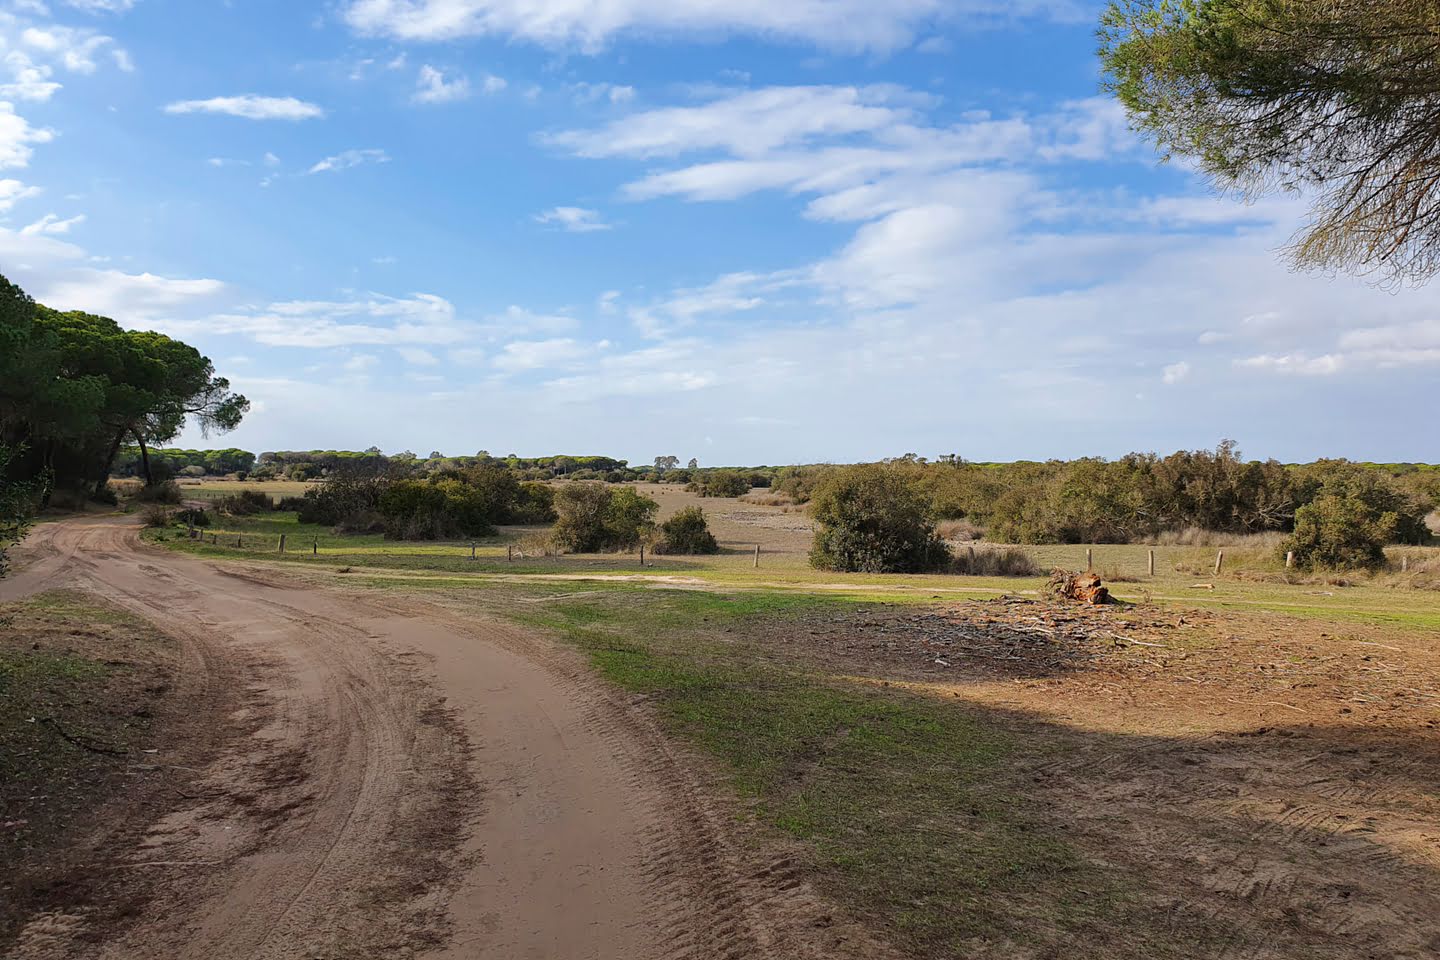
[114,447,256,479]
[773,444,1438,548]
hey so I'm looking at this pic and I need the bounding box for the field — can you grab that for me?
[22,483,1440,955]
[136,506,1440,957]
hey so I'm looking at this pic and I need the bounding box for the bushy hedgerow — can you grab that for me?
[1284,494,1397,570]
[808,465,950,573]
[687,469,750,498]
[659,506,719,554]
[552,482,658,552]
[508,481,557,524]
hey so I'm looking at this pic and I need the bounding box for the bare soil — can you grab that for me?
[775,597,1440,959]
[0,516,883,960]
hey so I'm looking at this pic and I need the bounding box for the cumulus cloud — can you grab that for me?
[412,64,469,103]
[0,177,40,210]
[164,95,325,121]
[0,102,53,167]
[1161,361,1190,385]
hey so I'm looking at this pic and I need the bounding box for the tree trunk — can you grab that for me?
[95,429,127,498]
[134,432,153,486]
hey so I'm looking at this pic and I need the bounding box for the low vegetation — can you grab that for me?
[808,465,950,574]
[657,506,719,554]
[552,482,658,552]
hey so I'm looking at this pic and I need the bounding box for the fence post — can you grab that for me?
[1402,555,1409,573]
[639,545,645,567]
[1148,549,1156,577]
[754,544,761,568]
[1214,550,1224,575]
[470,542,476,560]
[1086,548,1093,571]
[279,533,286,553]
[211,533,217,545]
[313,537,318,556]
[237,535,243,548]
[507,545,513,562]
[1285,550,1294,569]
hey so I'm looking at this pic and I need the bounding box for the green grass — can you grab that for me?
[473,585,1177,955]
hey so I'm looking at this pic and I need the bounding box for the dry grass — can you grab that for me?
[950,545,1040,577]
[1148,527,1288,549]
[936,518,984,542]
[738,491,795,508]
[108,478,143,499]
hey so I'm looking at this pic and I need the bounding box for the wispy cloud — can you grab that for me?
[307,148,390,174]
[164,95,325,121]
[533,206,611,233]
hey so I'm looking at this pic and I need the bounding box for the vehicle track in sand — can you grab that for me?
[2,516,881,960]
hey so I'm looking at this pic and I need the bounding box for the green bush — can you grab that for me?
[136,480,182,505]
[808,465,950,573]
[688,469,750,498]
[660,506,719,554]
[1284,494,1397,570]
[508,481,557,524]
[174,508,211,527]
[215,489,274,515]
[552,483,658,552]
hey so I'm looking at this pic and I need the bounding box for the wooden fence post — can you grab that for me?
[470,542,476,560]
[639,545,645,566]
[313,537,318,555]
[1285,550,1294,569]
[1148,549,1156,577]
[507,545,513,562]
[279,533,286,553]
[754,544,761,568]
[1214,550,1224,575]
[237,535,243,548]
[1086,548,1093,571]
[1402,555,1409,573]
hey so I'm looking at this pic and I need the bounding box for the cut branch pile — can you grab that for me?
[1048,570,1112,605]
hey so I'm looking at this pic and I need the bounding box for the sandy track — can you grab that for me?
[3,516,864,960]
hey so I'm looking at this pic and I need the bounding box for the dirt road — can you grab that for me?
[2,516,854,960]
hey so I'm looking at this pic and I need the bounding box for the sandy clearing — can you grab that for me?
[2,516,878,960]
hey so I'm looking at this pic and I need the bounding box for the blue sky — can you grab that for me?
[2,0,1435,465]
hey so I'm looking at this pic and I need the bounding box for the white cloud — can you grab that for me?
[1236,353,1344,376]
[345,353,380,372]
[481,73,505,93]
[21,211,83,234]
[485,304,578,335]
[533,205,610,233]
[0,102,53,168]
[396,346,439,364]
[307,148,390,174]
[1161,361,1190,385]
[62,0,138,12]
[413,64,469,103]
[37,268,226,321]
[341,0,1077,53]
[202,293,465,348]
[0,177,39,210]
[493,337,588,372]
[164,95,325,121]
[263,151,281,167]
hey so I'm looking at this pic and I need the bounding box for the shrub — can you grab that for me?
[90,483,119,506]
[379,477,504,540]
[141,504,172,528]
[136,480,182,504]
[689,469,750,498]
[660,506,719,554]
[1284,494,1398,570]
[509,482,557,524]
[179,465,207,478]
[297,470,390,527]
[175,508,211,527]
[215,489,274,515]
[808,465,950,573]
[275,496,308,512]
[936,518,984,542]
[553,482,658,552]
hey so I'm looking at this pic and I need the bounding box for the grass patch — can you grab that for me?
[1,590,179,943]
[493,586,1165,955]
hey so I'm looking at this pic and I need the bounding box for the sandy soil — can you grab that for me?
[1,516,878,960]
[781,597,1440,959]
